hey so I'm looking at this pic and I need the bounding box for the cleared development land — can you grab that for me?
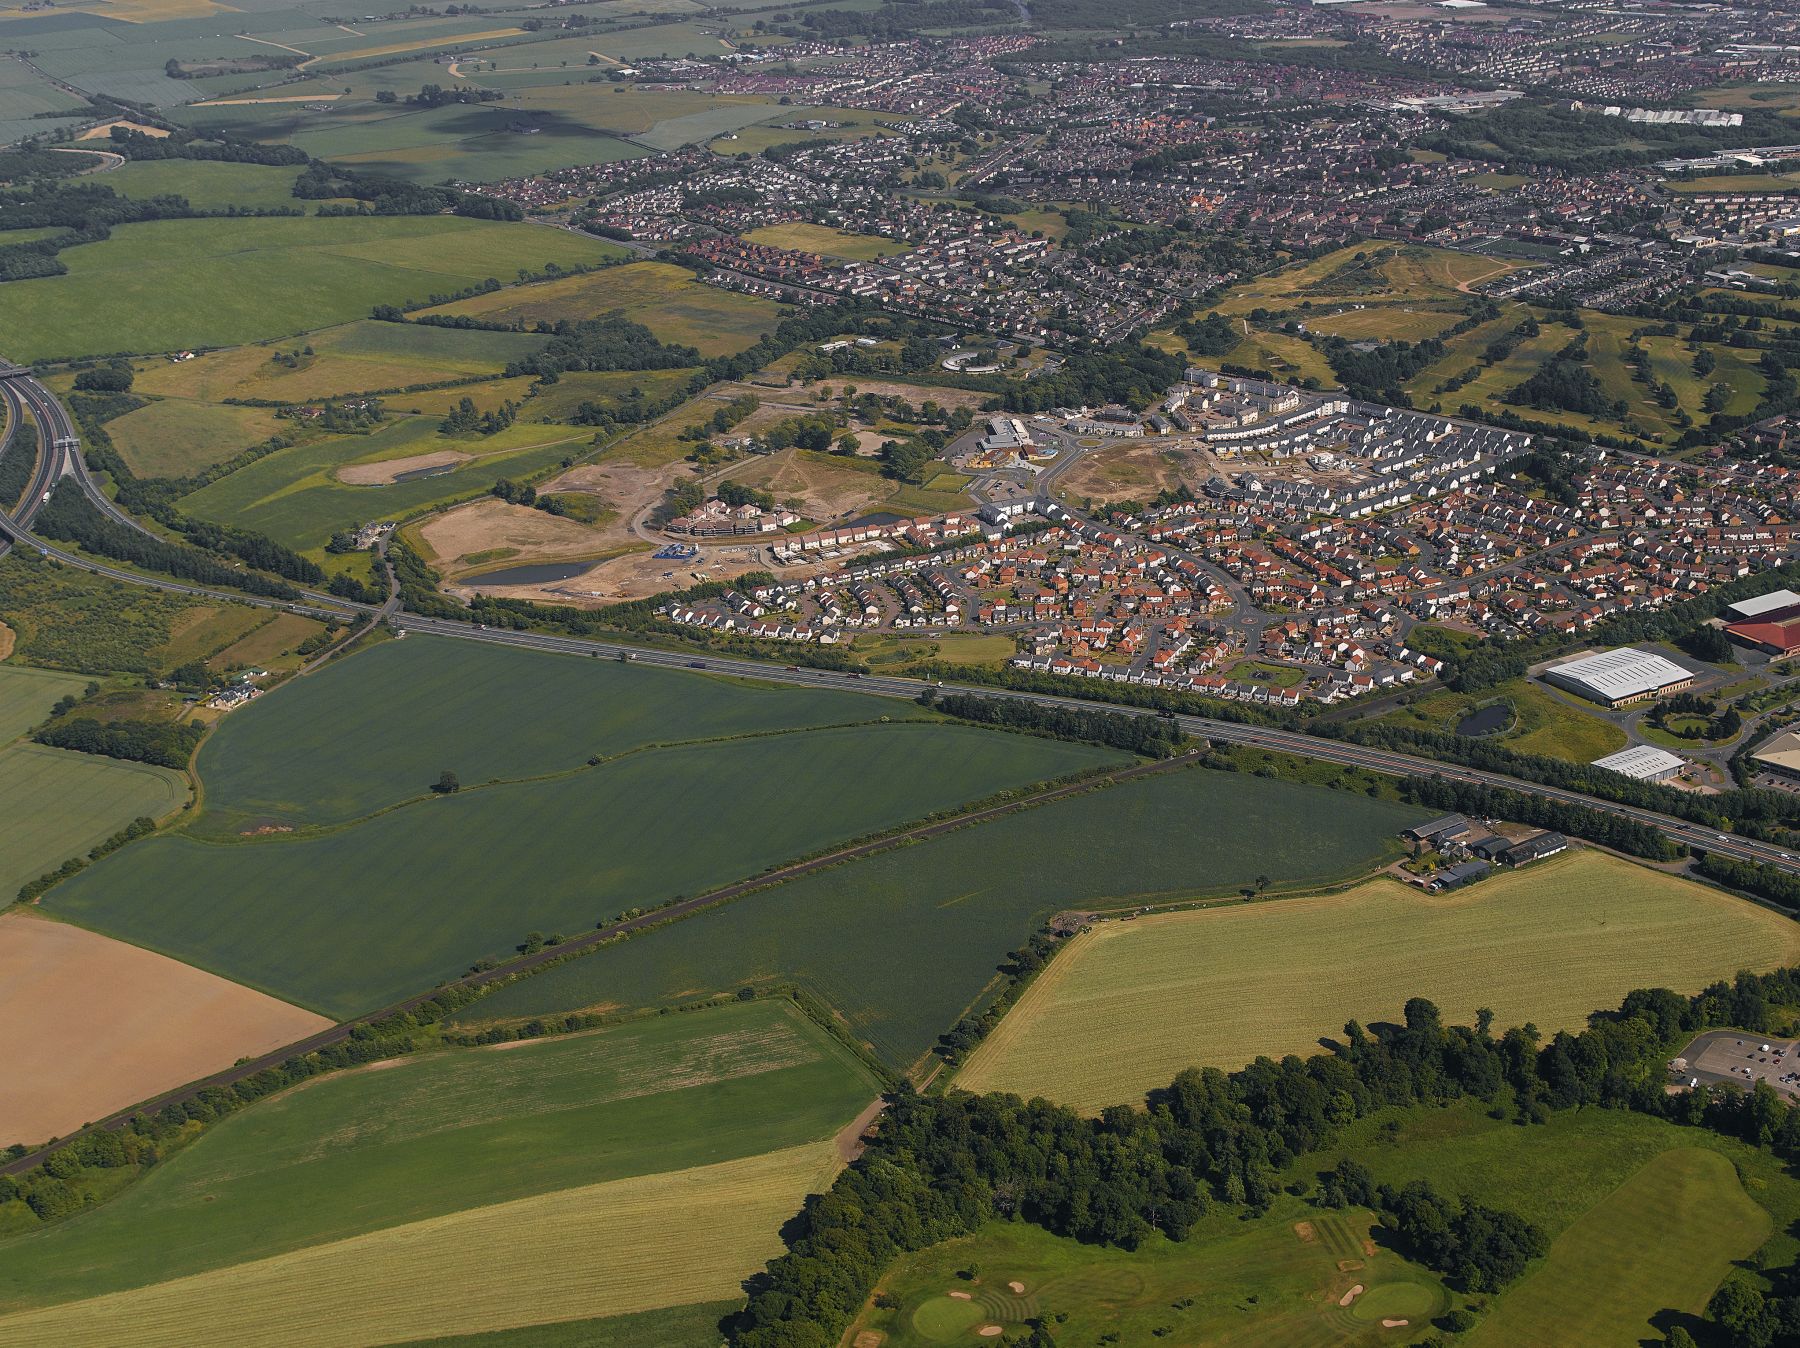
[954,850,1800,1111]
[0,1000,871,1343]
[459,768,1422,1070]
[46,720,1115,1017]
[0,910,330,1148]
[0,743,187,900]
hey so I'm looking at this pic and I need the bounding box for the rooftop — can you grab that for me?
[1544,647,1692,701]
[1591,744,1687,780]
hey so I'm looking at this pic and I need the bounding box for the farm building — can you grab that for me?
[1542,647,1694,707]
[1591,744,1687,783]
[1402,814,1474,847]
[1428,859,1491,891]
[1494,831,1568,867]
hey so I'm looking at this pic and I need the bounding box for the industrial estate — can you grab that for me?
[10,0,1800,1344]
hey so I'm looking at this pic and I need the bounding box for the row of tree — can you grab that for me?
[924,690,1183,758]
[36,717,203,771]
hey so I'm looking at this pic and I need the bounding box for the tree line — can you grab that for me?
[923,689,1183,758]
[731,970,1800,1346]
[36,717,202,771]
[1400,773,1679,861]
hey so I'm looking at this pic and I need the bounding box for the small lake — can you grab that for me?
[391,464,458,484]
[1456,704,1511,737]
[467,561,597,587]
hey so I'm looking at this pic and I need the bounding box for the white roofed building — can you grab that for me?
[1543,647,1695,707]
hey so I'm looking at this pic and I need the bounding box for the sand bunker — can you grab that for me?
[1382,1320,1409,1329]
[947,1291,973,1301]
[1007,1281,1026,1294]
[977,1328,1003,1339]
[1338,1285,1364,1308]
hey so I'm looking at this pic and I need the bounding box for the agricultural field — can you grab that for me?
[0,909,330,1148]
[100,160,311,212]
[726,446,973,525]
[104,398,285,479]
[742,222,910,261]
[1374,675,1626,762]
[0,661,90,744]
[176,415,591,553]
[45,714,1117,1017]
[131,321,548,405]
[457,766,1422,1070]
[0,742,188,900]
[190,634,930,834]
[0,1000,871,1344]
[953,850,1800,1112]
[0,216,624,361]
[428,261,787,358]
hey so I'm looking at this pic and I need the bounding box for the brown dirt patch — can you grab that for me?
[418,497,608,576]
[0,910,331,1147]
[1057,438,1216,502]
[852,1334,884,1348]
[729,446,900,523]
[335,450,471,486]
[0,620,13,661]
[1294,1221,1317,1243]
[836,1098,886,1163]
[1336,1259,1365,1273]
[79,119,169,140]
[1362,1237,1379,1257]
[1338,1285,1364,1308]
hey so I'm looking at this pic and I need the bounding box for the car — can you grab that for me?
[1717,835,1729,843]
[687,660,706,668]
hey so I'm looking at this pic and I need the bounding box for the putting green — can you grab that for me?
[910,1294,990,1341]
[1349,1280,1440,1322]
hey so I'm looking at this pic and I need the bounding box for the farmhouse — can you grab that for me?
[1542,647,1694,707]
[1591,744,1687,783]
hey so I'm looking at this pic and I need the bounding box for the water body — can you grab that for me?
[467,561,597,587]
[391,464,457,484]
[1456,704,1511,737]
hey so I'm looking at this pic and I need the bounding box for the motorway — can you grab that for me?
[2,365,1798,884]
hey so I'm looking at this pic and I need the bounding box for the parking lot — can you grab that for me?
[1671,1030,1800,1100]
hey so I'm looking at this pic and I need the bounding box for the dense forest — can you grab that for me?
[36,716,203,770]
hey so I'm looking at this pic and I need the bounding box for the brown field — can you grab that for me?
[418,496,619,578]
[206,613,328,672]
[0,622,13,661]
[0,911,332,1147]
[1057,438,1209,502]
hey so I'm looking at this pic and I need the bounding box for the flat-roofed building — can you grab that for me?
[1592,744,1686,783]
[1728,589,1800,620]
[1727,601,1800,659]
[1754,729,1800,785]
[1543,647,1694,707]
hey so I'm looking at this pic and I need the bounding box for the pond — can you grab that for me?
[1455,703,1512,737]
[390,463,458,484]
[465,561,597,587]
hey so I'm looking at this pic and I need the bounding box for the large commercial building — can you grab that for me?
[1591,744,1687,783]
[1543,647,1694,707]
[1726,593,1800,659]
[1754,729,1800,785]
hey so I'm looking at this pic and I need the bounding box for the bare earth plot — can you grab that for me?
[0,910,330,1147]
[955,850,1800,1112]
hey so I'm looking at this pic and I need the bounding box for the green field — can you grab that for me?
[0,216,624,360]
[1376,676,1626,762]
[105,397,285,478]
[0,662,89,743]
[0,742,188,898]
[0,1000,871,1344]
[177,415,591,552]
[429,261,786,358]
[954,851,1800,1111]
[101,159,311,212]
[457,767,1422,1069]
[855,1209,1446,1348]
[1467,1148,1767,1347]
[743,222,907,261]
[190,634,931,834]
[394,1301,737,1348]
[46,707,1116,1017]
[133,320,548,405]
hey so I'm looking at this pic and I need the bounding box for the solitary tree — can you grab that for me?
[432,770,460,795]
